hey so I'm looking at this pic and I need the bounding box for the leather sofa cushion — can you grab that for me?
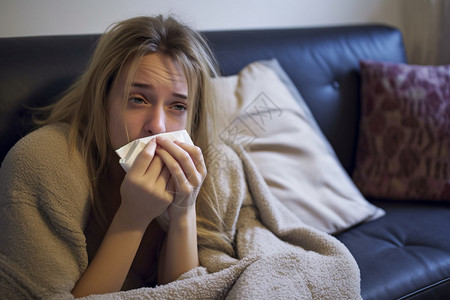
[337,200,450,299]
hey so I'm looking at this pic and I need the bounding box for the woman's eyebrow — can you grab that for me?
[132,82,152,89]
[172,92,188,100]
[132,82,188,100]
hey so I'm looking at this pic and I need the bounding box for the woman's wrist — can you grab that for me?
[168,205,196,229]
[114,204,154,233]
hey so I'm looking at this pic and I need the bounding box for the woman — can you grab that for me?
[0,15,232,298]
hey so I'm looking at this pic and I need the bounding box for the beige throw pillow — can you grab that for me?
[212,59,384,234]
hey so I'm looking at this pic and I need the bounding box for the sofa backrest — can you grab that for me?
[0,24,406,172]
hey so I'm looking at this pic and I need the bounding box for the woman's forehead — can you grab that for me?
[137,54,186,85]
[120,53,188,90]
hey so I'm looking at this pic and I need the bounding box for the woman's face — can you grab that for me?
[108,53,189,150]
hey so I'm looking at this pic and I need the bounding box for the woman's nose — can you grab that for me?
[145,107,166,135]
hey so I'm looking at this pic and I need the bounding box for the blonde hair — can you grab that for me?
[38,15,234,255]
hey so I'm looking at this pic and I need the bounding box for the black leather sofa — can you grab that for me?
[1,24,449,299]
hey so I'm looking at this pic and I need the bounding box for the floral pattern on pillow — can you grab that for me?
[352,60,450,201]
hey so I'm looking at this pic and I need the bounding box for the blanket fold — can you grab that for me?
[0,123,361,299]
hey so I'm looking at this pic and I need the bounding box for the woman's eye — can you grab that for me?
[172,104,187,111]
[129,97,145,105]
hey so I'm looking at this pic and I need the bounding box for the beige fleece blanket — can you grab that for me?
[84,143,362,299]
[0,123,361,299]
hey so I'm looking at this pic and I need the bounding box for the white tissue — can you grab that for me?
[115,130,194,172]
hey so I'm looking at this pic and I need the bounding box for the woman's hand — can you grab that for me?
[119,139,174,230]
[155,137,207,215]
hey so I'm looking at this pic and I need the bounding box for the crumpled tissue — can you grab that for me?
[115,130,194,172]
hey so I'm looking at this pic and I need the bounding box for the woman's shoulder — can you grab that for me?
[13,122,72,151]
[1,122,89,192]
[4,123,76,165]
[0,122,90,223]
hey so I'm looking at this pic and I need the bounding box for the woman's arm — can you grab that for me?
[157,205,199,284]
[72,139,174,297]
[71,208,146,297]
[155,138,206,284]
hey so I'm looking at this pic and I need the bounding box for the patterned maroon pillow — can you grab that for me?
[352,60,450,201]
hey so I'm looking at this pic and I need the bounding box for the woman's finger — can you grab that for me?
[156,147,192,189]
[156,137,204,186]
[174,140,207,178]
[127,139,157,176]
[156,165,172,192]
[144,154,165,180]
